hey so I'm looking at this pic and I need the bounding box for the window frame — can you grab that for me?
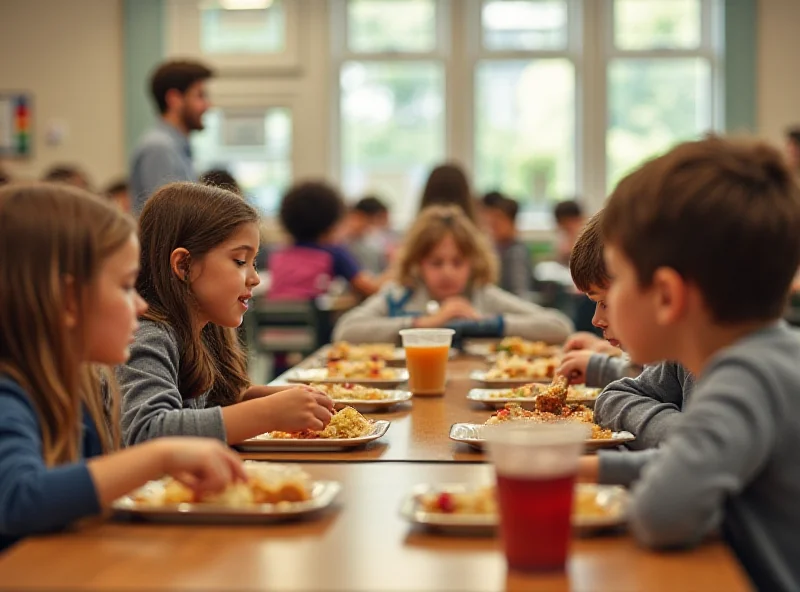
[166,0,303,74]
[328,0,726,229]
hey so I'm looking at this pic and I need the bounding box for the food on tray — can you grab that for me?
[310,382,390,401]
[267,406,374,440]
[327,342,396,362]
[325,359,397,380]
[488,383,602,402]
[419,486,497,515]
[492,337,561,358]
[133,463,312,507]
[484,355,560,380]
[485,402,612,440]
[419,486,615,519]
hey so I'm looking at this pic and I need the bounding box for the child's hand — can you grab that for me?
[436,297,481,323]
[258,386,335,432]
[563,332,604,352]
[159,438,247,496]
[557,350,595,384]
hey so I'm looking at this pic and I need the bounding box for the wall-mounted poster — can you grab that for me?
[0,93,31,157]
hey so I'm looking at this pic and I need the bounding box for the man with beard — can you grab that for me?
[130,60,213,214]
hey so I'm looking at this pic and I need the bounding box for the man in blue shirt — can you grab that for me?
[130,60,213,214]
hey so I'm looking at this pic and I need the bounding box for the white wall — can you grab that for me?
[0,0,125,188]
[757,0,800,147]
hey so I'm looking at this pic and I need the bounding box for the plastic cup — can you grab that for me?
[485,422,590,572]
[399,328,455,396]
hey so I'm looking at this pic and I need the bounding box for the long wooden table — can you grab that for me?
[0,463,750,592]
[243,351,499,462]
[0,349,753,590]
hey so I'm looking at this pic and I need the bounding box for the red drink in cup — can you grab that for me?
[485,422,589,572]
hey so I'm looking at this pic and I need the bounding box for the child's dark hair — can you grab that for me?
[280,181,344,242]
[138,182,259,405]
[603,137,800,324]
[42,164,88,187]
[353,195,388,216]
[150,60,213,115]
[785,126,800,148]
[200,168,241,195]
[553,200,583,224]
[481,190,505,208]
[419,163,476,222]
[569,210,609,293]
[484,195,519,223]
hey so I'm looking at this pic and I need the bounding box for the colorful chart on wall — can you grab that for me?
[0,93,31,157]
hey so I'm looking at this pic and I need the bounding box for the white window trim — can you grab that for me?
[166,0,303,74]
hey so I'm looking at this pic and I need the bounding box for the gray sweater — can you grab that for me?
[116,320,227,445]
[594,361,694,450]
[585,353,636,389]
[332,281,573,344]
[598,322,800,592]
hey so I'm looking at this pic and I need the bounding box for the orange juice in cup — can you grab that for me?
[399,328,455,396]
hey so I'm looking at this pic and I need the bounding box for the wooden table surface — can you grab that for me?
[0,463,750,592]
[244,352,499,463]
[0,347,752,591]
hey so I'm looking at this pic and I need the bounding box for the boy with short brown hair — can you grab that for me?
[581,137,800,592]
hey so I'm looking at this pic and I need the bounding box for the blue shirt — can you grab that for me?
[130,120,196,214]
[0,378,102,552]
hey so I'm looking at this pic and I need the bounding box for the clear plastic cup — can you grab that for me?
[398,328,455,396]
[485,422,590,572]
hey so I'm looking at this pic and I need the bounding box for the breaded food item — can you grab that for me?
[327,342,396,362]
[136,463,312,507]
[485,355,560,380]
[485,402,612,439]
[325,359,396,380]
[492,337,560,358]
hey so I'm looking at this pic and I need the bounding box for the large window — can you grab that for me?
[606,0,718,189]
[332,0,724,227]
[334,0,446,226]
[192,107,293,215]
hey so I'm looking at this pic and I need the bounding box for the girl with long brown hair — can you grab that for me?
[117,183,333,446]
[333,205,573,344]
[0,183,245,551]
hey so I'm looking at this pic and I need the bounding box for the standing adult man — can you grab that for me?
[130,60,213,214]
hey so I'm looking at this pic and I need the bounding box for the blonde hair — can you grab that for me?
[396,205,498,287]
[0,183,136,465]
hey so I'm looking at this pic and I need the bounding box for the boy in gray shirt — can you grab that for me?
[556,211,641,390]
[578,137,800,592]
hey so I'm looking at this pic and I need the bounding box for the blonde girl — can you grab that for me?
[0,184,244,551]
[118,183,333,446]
[333,205,573,343]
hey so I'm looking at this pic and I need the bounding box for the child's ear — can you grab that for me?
[169,248,192,283]
[651,267,687,326]
[62,274,79,329]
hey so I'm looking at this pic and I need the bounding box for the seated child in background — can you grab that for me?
[199,168,242,195]
[0,183,244,552]
[338,197,389,275]
[556,210,638,388]
[553,199,585,265]
[333,205,573,344]
[268,181,381,300]
[579,137,800,592]
[481,192,534,298]
[104,179,132,213]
